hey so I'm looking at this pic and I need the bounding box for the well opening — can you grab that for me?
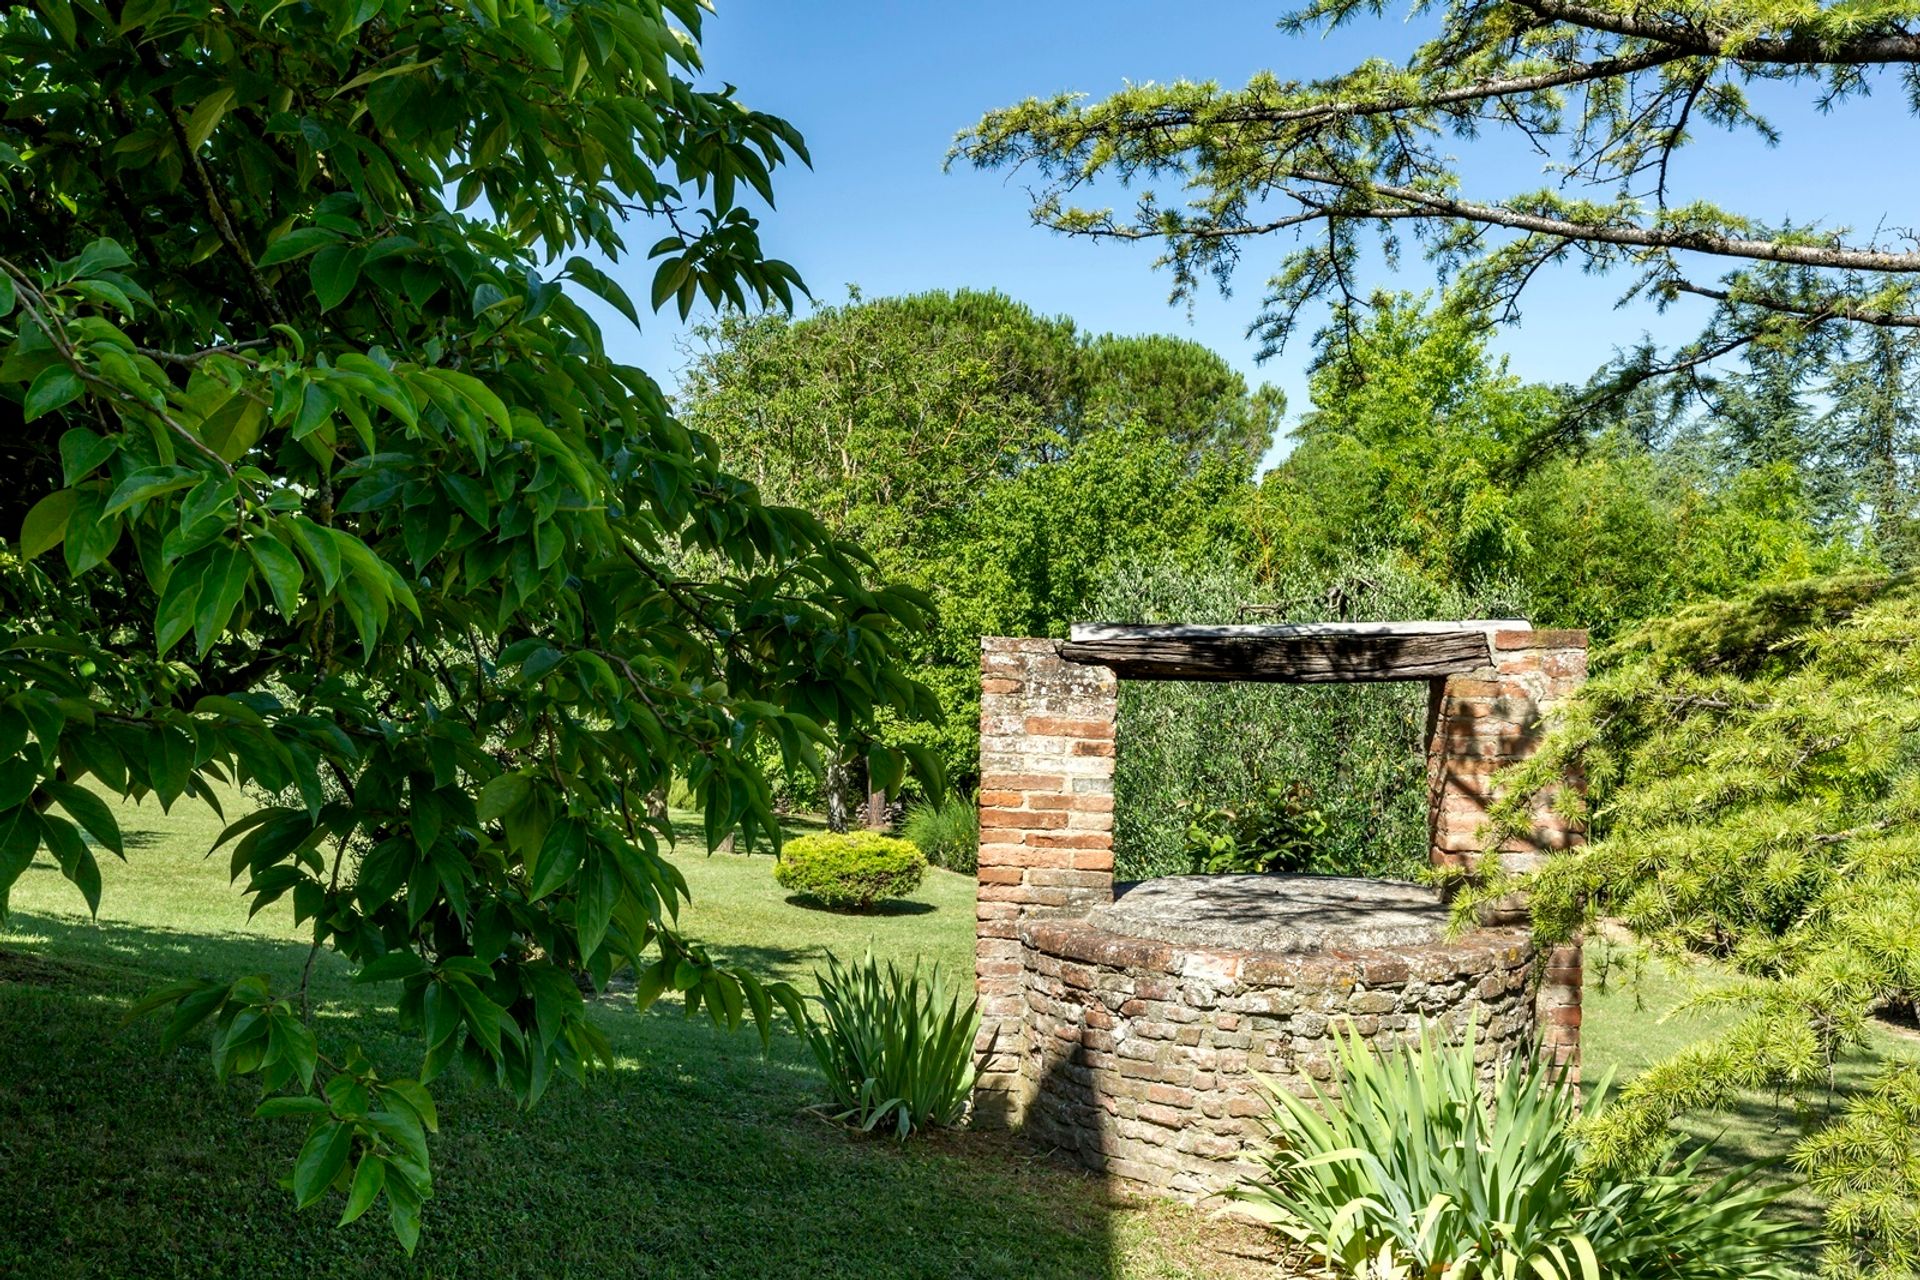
[1094,874,1451,954]
[1110,677,1435,884]
[971,620,1590,1198]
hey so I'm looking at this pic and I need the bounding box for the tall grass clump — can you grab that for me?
[1236,1022,1804,1280]
[900,792,978,874]
[800,951,978,1138]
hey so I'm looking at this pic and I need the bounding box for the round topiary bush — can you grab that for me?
[774,832,927,910]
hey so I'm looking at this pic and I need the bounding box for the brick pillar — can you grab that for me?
[973,637,1117,1125]
[1426,626,1588,1077]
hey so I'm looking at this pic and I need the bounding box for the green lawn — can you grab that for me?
[2,793,1910,1278]
[0,792,1279,1280]
[1579,935,1918,1241]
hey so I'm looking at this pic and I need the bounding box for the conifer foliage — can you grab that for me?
[1484,574,1920,1277]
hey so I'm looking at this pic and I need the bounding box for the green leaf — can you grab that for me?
[155,548,210,657]
[530,817,584,901]
[257,226,341,268]
[340,1154,386,1225]
[355,950,428,983]
[276,1015,319,1090]
[254,1095,330,1119]
[102,465,199,517]
[19,489,76,559]
[24,366,83,422]
[0,804,42,909]
[388,1178,423,1254]
[564,256,640,328]
[193,543,251,656]
[384,1079,438,1132]
[182,89,235,150]
[310,244,366,313]
[475,772,530,823]
[44,779,123,858]
[0,756,36,810]
[248,533,305,619]
[71,238,131,277]
[38,810,100,915]
[199,393,267,462]
[63,484,119,577]
[575,846,618,958]
[292,1119,353,1209]
[58,428,117,484]
[151,725,194,808]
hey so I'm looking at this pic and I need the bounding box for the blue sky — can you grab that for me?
[599,1,1920,457]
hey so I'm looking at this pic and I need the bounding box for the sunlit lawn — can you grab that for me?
[4,789,1911,1276]
[0,790,1280,1280]
[1579,935,1918,1241]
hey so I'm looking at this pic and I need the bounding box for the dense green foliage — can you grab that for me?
[773,832,928,911]
[684,287,1870,888]
[1094,555,1518,882]
[1237,1023,1802,1280]
[899,791,979,875]
[1253,296,1863,640]
[799,951,978,1138]
[0,0,944,1246]
[1482,575,1920,1276]
[679,291,1268,792]
[1179,780,1327,876]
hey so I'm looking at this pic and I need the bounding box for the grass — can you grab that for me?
[3,793,1911,1278]
[1580,933,1918,1240]
[0,791,1276,1280]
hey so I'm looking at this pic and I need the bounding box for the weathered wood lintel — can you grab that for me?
[1057,621,1521,684]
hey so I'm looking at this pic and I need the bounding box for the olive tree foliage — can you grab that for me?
[1092,554,1524,882]
[0,0,939,1248]
[954,0,1920,425]
[1476,575,1920,1278]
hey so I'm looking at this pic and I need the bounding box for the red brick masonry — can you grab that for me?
[973,628,1588,1181]
[1425,627,1588,1074]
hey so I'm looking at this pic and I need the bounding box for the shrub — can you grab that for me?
[800,951,978,1137]
[899,792,979,874]
[664,774,701,811]
[773,832,926,909]
[1236,1022,1804,1280]
[1181,780,1327,875]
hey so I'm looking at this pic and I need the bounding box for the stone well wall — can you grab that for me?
[1016,914,1537,1197]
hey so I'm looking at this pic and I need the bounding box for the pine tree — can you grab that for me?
[1477,575,1920,1277]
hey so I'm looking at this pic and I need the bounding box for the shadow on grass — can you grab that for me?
[780,895,939,918]
[0,909,1129,1280]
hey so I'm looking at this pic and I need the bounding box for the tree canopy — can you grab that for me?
[0,0,936,1247]
[954,0,1920,413]
[678,289,1276,790]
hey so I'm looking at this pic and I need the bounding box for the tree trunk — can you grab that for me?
[824,752,850,834]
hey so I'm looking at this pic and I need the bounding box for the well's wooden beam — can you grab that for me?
[1057,621,1519,683]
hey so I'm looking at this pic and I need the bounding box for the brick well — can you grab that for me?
[972,624,1587,1193]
